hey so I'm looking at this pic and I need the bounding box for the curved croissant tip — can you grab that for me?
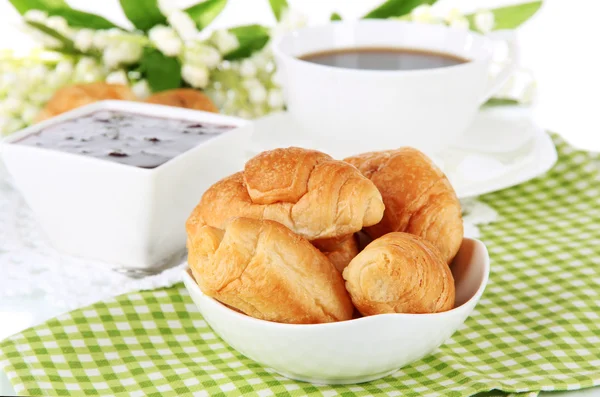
[363,195,385,227]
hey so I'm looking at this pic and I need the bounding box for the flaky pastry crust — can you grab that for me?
[343,232,455,315]
[321,234,359,273]
[187,147,385,242]
[345,147,463,263]
[187,217,354,324]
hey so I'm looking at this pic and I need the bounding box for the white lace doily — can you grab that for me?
[0,162,497,319]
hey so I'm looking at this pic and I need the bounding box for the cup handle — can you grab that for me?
[479,30,520,105]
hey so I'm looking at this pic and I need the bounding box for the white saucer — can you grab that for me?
[250,106,557,199]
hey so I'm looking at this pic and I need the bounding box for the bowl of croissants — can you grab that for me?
[182,146,490,385]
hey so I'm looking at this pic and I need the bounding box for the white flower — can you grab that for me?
[3,97,24,115]
[444,8,464,23]
[23,10,47,23]
[103,46,122,69]
[443,8,469,30]
[74,29,94,52]
[243,78,260,89]
[106,70,129,85]
[11,76,34,97]
[253,105,266,117]
[29,29,61,48]
[411,5,437,24]
[0,117,25,135]
[46,70,69,89]
[75,57,98,75]
[496,69,537,103]
[81,71,104,83]
[249,49,273,71]
[247,82,267,104]
[0,72,17,93]
[157,0,178,16]
[149,25,182,56]
[271,70,283,86]
[74,57,104,82]
[185,42,221,69]
[21,104,41,124]
[132,80,151,99]
[103,41,143,68]
[273,8,308,36]
[93,30,109,49]
[449,17,470,30]
[267,88,284,109]
[237,109,252,119]
[29,65,48,84]
[209,89,226,107]
[167,10,198,41]
[239,59,257,78]
[211,29,239,55]
[54,60,74,79]
[182,64,209,88]
[474,10,495,34]
[28,91,54,105]
[520,80,537,103]
[0,102,10,117]
[46,15,70,35]
[120,41,143,63]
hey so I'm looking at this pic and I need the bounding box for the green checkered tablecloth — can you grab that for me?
[1,134,599,397]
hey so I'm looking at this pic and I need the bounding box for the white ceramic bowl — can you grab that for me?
[183,238,490,384]
[1,101,252,272]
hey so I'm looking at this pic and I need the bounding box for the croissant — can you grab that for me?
[187,147,385,242]
[36,83,136,122]
[321,234,359,273]
[145,88,218,113]
[345,148,463,263]
[343,232,455,315]
[187,217,354,324]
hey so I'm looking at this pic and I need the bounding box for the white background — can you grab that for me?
[0,1,599,396]
[0,0,599,151]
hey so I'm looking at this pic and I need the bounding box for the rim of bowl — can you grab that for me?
[0,100,250,173]
[271,20,494,77]
[183,238,490,329]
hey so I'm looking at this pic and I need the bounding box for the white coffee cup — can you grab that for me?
[273,20,518,154]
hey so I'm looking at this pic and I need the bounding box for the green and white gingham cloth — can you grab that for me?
[1,134,599,397]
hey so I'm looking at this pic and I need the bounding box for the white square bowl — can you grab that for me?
[1,100,252,272]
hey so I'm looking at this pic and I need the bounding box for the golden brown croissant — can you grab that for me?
[345,148,463,263]
[187,147,385,242]
[187,217,354,324]
[145,88,218,113]
[321,234,359,273]
[343,232,455,315]
[36,83,136,122]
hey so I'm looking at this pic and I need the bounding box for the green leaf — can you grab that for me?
[9,0,118,29]
[26,20,78,53]
[139,48,182,92]
[224,24,270,60]
[185,0,228,30]
[268,0,288,21]
[50,8,118,29]
[119,0,166,31]
[467,1,542,30]
[330,12,342,21]
[8,0,64,14]
[363,0,436,19]
[484,98,520,107]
